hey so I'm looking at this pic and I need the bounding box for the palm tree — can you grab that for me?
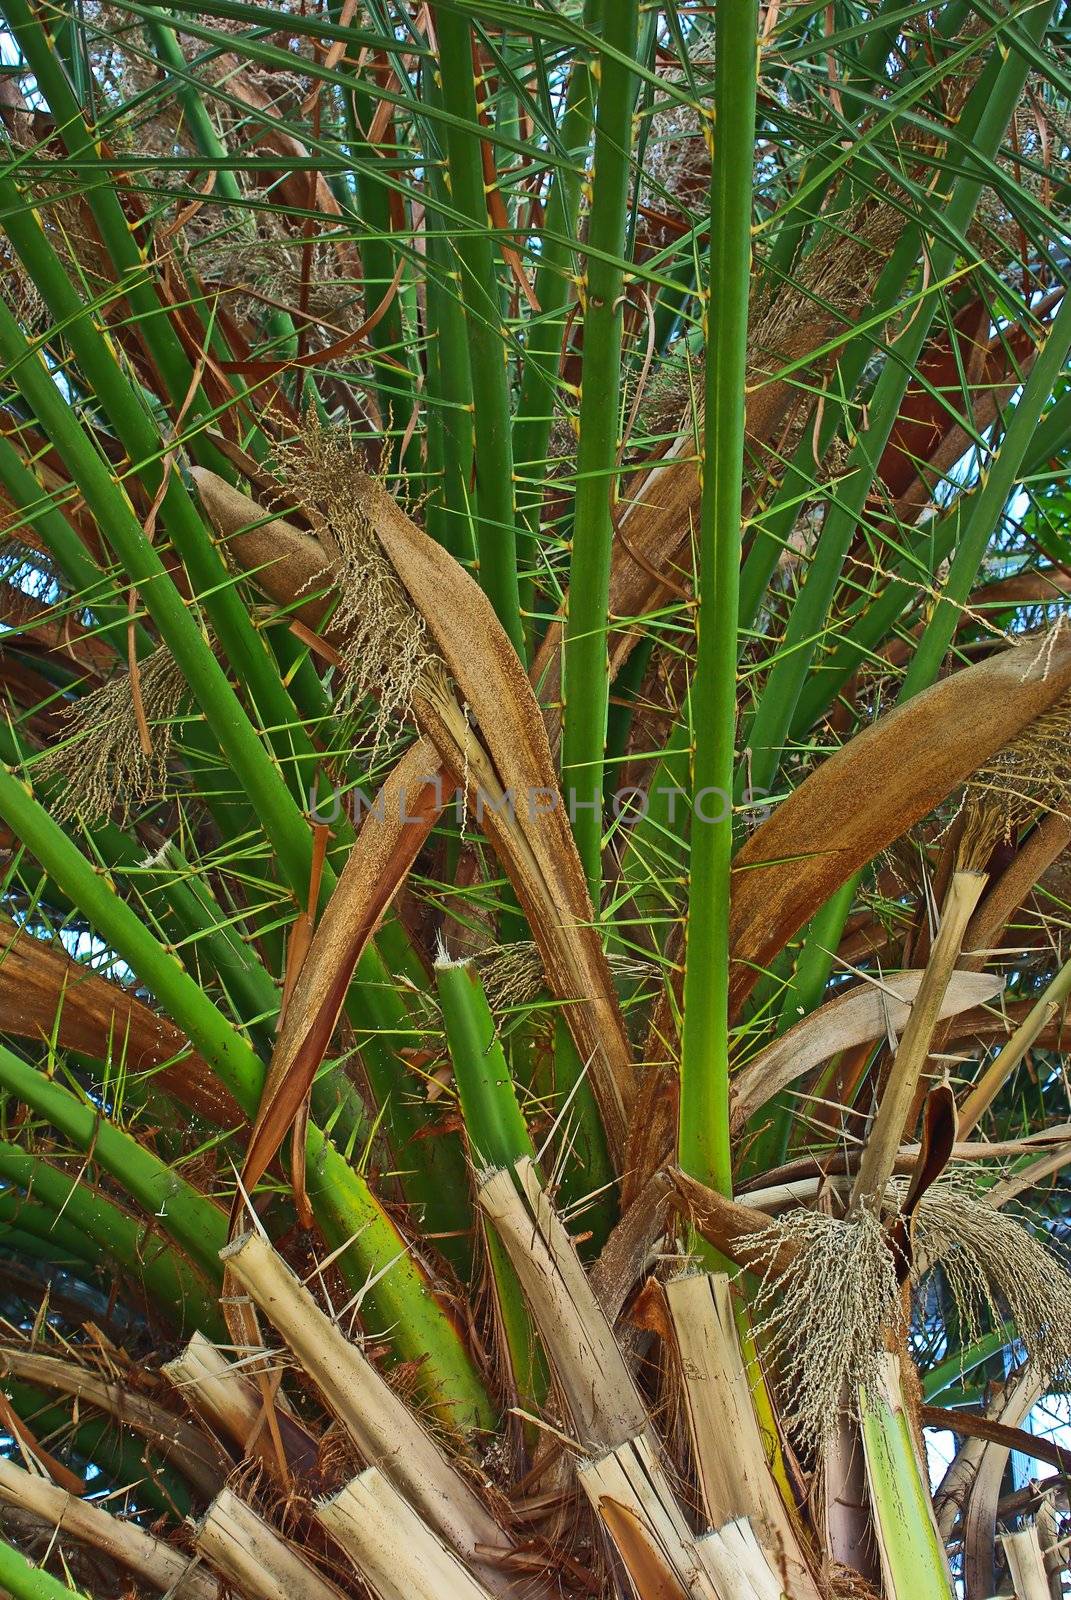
[0,1,1068,1595]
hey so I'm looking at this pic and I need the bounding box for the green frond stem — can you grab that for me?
[436,954,547,1413]
[303,1136,496,1434]
[0,1042,229,1285]
[2,1383,195,1521]
[860,1366,955,1599]
[436,956,536,1171]
[0,1190,99,1270]
[423,218,477,562]
[902,288,1071,698]
[678,0,759,1199]
[0,1227,85,1269]
[559,0,640,891]
[0,1141,224,1337]
[0,0,223,442]
[0,169,319,809]
[431,7,523,656]
[0,298,317,903]
[0,765,494,1429]
[349,984,475,1279]
[513,4,600,620]
[742,0,1057,802]
[0,1533,90,1600]
[921,1327,1012,1402]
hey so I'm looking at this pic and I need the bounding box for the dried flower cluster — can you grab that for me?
[275,419,444,761]
[34,644,191,822]
[751,1178,1071,1453]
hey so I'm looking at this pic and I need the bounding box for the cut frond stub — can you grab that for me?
[1000,1523,1052,1600]
[315,1469,496,1600]
[665,1273,822,1599]
[196,1490,346,1600]
[478,1158,649,1456]
[218,1230,517,1593]
[0,1454,216,1600]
